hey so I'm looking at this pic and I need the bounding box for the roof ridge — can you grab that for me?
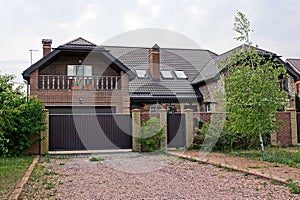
[103,45,213,52]
[61,37,97,47]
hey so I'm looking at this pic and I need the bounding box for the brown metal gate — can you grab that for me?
[167,114,186,148]
[49,114,132,151]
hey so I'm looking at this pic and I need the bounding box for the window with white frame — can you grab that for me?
[174,70,187,79]
[67,65,92,77]
[161,70,173,79]
[135,69,148,78]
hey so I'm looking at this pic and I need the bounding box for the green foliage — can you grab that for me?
[89,157,104,162]
[233,11,252,44]
[220,11,287,151]
[191,121,271,152]
[287,178,300,194]
[0,74,47,156]
[136,118,164,152]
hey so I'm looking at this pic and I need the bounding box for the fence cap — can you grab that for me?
[287,108,296,111]
[132,109,140,112]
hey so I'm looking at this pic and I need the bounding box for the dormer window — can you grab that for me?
[136,70,148,78]
[161,70,173,79]
[174,70,187,79]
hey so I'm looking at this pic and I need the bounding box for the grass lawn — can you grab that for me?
[229,146,300,168]
[0,156,34,199]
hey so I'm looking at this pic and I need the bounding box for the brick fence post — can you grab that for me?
[132,109,141,151]
[270,131,278,146]
[184,109,193,148]
[288,109,298,145]
[40,109,49,155]
[159,109,167,149]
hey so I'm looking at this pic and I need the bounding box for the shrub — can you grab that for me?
[136,118,164,152]
[191,120,271,152]
[0,75,47,156]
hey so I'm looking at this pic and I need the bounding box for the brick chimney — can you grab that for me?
[148,44,160,81]
[42,39,52,57]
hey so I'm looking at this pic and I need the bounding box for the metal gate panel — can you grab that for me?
[49,114,132,151]
[297,113,300,143]
[167,114,186,148]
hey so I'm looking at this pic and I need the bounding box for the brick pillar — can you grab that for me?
[289,109,298,145]
[159,109,167,149]
[132,109,140,151]
[121,71,130,114]
[271,131,278,146]
[40,109,49,155]
[184,109,194,148]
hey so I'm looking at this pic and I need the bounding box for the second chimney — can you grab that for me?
[148,44,160,81]
[42,39,52,57]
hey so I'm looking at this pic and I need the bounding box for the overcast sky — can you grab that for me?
[0,0,299,83]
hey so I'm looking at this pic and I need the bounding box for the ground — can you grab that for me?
[20,152,299,199]
[183,150,300,183]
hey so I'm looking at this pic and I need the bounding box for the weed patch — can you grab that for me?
[287,178,300,194]
[229,147,300,168]
[89,157,105,162]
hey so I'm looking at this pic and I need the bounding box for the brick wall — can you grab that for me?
[276,112,292,146]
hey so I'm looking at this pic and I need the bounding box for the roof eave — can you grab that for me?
[22,49,61,82]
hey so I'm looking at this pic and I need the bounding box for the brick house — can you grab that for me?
[23,38,134,114]
[23,38,295,114]
[22,38,297,151]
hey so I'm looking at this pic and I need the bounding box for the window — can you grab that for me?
[205,103,211,112]
[278,78,288,92]
[167,105,175,114]
[135,70,148,78]
[161,70,173,79]
[67,65,92,77]
[174,70,187,79]
[150,105,158,112]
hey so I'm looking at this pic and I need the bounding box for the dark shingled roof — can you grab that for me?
[23,38,134,81]
[58,37,98,49]
[103,46,217,81]
[286,59,300,74]
[103,46,217,101]
[191,44,287,85]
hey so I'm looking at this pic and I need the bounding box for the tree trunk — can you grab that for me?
[259,129,265,155]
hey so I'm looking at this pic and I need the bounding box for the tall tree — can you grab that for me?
[222,11,287,153]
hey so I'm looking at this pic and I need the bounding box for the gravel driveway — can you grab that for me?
[21,152,299,199]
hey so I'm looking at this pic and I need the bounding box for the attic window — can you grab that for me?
[161,70,173,79]
[135,70,148,78]
[174,70,187,79]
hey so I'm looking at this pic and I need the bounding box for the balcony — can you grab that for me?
[38,75,121,90]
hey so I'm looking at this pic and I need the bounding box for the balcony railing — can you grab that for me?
[38,75,121,90]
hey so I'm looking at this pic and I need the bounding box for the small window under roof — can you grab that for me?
[135,70,148,78]
[174,70,187,79]
[161,70,173,79]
